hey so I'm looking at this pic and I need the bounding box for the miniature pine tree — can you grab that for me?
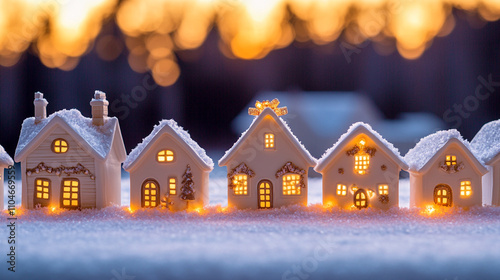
[180,165,195,207]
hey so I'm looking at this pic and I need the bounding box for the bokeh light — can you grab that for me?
[0,0,500,85]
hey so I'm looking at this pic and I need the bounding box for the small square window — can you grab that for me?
[336,184,347,196]
[460,181,472,197]
[378,184,389,195]
[264,133,275,149]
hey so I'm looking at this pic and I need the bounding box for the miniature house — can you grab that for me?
[405,129,487,208]
[0,145,14,210]
[124,120,213,211]
[315,122,408,210]
[471,119,500,206]
[219,99,316,210]
[14,91,126,210]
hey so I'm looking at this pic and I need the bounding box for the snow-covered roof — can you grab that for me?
[315,122,407,172]
[0,145,14,167]
[124,119,213,171]
[471,119,500,165]
[404,129,484,172]
[219,107,317,167]
[15,109,126,161]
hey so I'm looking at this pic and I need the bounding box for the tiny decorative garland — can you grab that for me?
[379,194,389,204]
[26,162,95,180]
[439,162,465,174]
[346,144,376,157]
[275,161,306,189]
[228,162,255,189]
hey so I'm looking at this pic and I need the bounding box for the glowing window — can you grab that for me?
[61,179,80,208]
[142,180,159,207]
[434,185,452,207]
[169,178,176,195]
[336,184,347,196]
[264,133,275,149]
[157,150,174,162]
[354,189,368,209]
[445,155,457,166]
[52,139,68,153]
[378,184,389,195]
[354,154,370,175]
[460,181,472,197]
[233,174,248,195]
[34,178,51,207]
[258,181,272,209]
[283,174,301,195]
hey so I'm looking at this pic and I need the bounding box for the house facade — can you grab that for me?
[471,119,500,206]
[405,130,487,208]
[219,100,316,210]
[0,145,14,210]
[124,120,213,211]
[14,91,126,210]
[315,123,408,210]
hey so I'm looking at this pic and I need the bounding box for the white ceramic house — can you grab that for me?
[219,99,316,210]
[14,91,126,210]
[471,119,500,206]
[123,120,213,211]
[315,122,408,210]
[405,129,487,208]
[0,145,14,210]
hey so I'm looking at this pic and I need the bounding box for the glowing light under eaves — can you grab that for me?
[0,0,500,86]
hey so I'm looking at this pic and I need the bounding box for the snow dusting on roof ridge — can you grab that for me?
[219,109,317,165]
[124,119,213,169]
[15,109,117,159]
[317,122,404,165]
[471,119,500,164]
[0,144,14,166]
[404,129,476,171]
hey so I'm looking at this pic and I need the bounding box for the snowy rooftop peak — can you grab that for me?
[471,119,500,164]
[404,129,478,171]
[316,122,406,170]
[248,98,288,116]
[124,119,214,170]
[0,145,14,166]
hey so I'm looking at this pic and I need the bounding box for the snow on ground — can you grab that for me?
[1,167,499,279]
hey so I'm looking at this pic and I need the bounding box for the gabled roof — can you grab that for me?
[14,109,126,162]
[404,129,487,174]
[219,107,317,167]
[471,119,500,165]
[0,145,14,167]
[315,122,408,172]
[124,119,214,171]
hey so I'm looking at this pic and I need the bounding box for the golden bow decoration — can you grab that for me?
[248,98,288,116]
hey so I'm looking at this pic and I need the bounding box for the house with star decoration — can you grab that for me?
[315,122,408,210]
[14,91,126,210]
[219,99,317,209]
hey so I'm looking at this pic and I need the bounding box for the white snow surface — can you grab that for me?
[317,122,405,167]
[404,129,479,171]
[2,173,500,279]
[471,119,500,164]
[219,108,316,166]
[123,119,214,169]
[15,109,118,159]
[0,144,13,166]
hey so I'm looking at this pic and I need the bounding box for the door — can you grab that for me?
[258,180,273,209]
[34,178,51,207]
[142,179,160,208]
[434,184,452,207]
[354,189,368,209]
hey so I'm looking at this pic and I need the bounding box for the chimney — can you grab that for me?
[34,92,48,124]
[90,90,109,126]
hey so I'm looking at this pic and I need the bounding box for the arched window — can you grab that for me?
[157,150,174,162]
[52,139,69,153]
[434,184,452,207]
[142,180,160,208]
